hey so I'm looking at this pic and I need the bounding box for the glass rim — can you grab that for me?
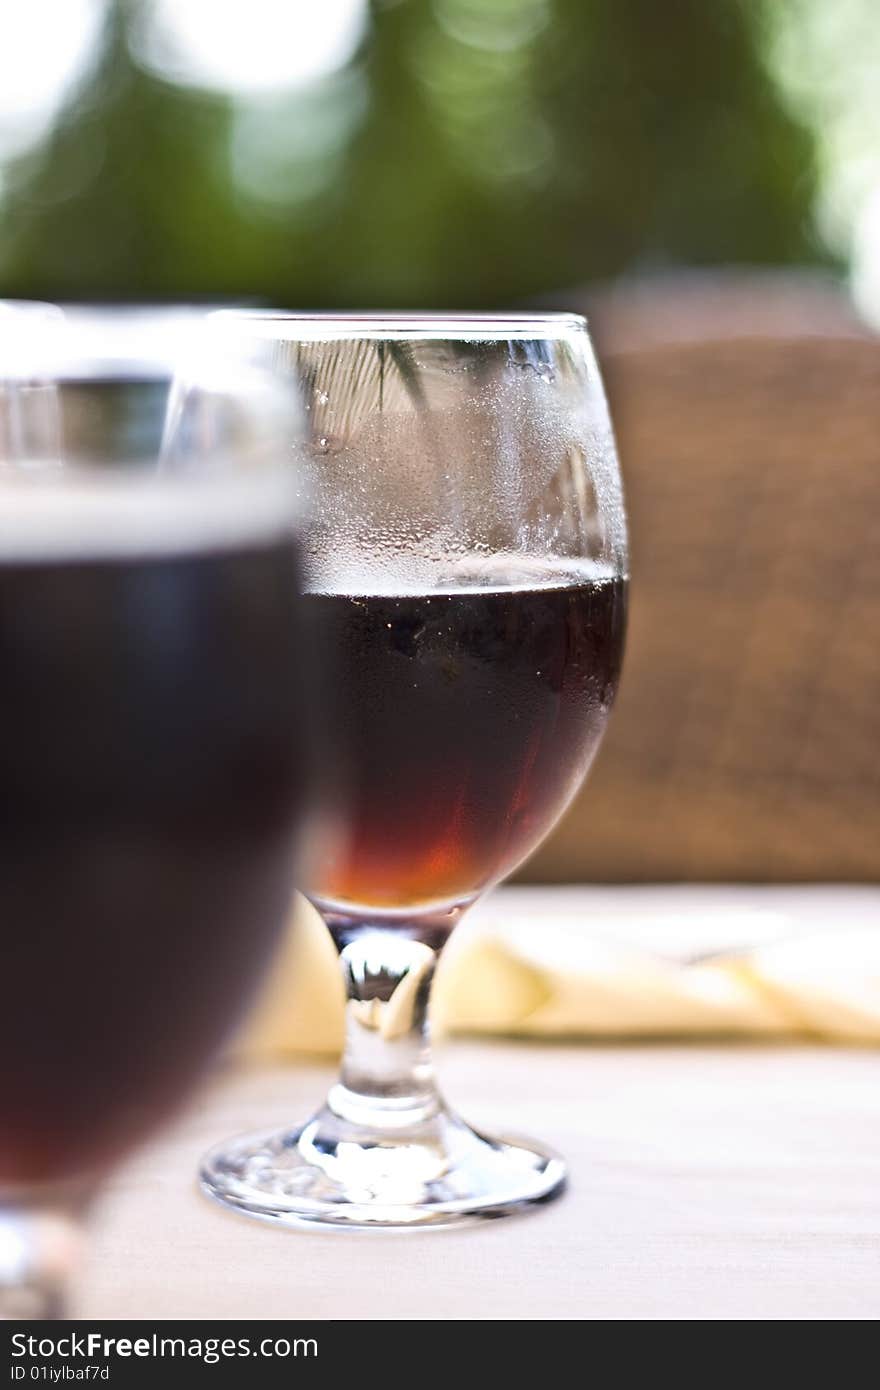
[211,309,589,341]
[0,304,292,388]
[0,299,64,318]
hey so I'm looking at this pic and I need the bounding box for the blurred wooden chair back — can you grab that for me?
[520,275,880,882]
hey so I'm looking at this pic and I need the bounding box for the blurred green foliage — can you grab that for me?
[0,0,825,306]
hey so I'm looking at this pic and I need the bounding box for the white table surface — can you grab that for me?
[78,1038,880,1321]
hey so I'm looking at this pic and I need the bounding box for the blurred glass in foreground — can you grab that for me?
[0,305,310,1316]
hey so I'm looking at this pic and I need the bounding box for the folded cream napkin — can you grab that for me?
[234,886,880,1058]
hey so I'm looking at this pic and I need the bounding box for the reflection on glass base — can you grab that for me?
[199,1102,566,1229]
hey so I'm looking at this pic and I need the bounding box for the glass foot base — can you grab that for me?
[199,1100,566,1229]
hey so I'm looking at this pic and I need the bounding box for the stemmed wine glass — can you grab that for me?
[201,312,628,1228]
[0,306,310,1315]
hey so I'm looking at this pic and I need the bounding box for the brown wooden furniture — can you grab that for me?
[520,275,880,881]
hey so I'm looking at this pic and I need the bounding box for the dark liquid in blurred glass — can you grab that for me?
[309,569,626,913]
[0,537,307,1185]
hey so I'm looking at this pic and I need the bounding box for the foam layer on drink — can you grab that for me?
[0,470,300,560]
[305,548,623,597]
[432,551,624,593]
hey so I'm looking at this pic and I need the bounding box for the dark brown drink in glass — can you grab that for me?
[309,565,626,914]
[0,534,308,1187]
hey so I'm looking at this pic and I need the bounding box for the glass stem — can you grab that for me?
[0,1192,88,1320]
[320,908,465,1130]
